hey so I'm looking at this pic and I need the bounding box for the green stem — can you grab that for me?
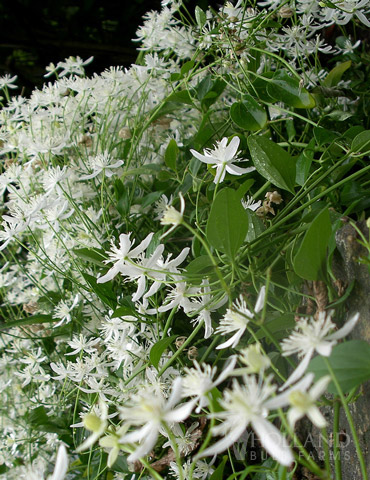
[333,401,342,480]
[163,306,177,337]
[321,427,331,477]
[157,322,203,377]
[324,357,368,480]
[247,163,370,252]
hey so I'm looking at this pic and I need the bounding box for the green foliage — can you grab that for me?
[206,188,249,259]
[308,340,370,394]
[247,136,296,193]
[293,208,332,281]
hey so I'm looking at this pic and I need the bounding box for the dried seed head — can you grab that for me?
[187,346,198,360]
[175,336,187,349]
[265,191,282,204]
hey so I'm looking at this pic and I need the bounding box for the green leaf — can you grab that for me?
[121,164,163,178]
[267,71,315,109]
[186,255,215,276]
[111,306,136,318]
[0,314,54,331]
[245,210,265,242]
[255,314,295,341]
[296,139,315,186]
[313,127,339,147]
[150,335,178,370]
[73,248,106,266]
[293,208,331,281]
[230,95,267,131]
[323,60,351,88]
[236,178,255,200]
[196,75,213,101]
[180,60,195,77]
[82,272,116,308]
[165,139,178,171]
[195,6,207,29]
[248,136,296,193]
[351,130,370,154]
[206,188,249,259]
[308,340,370,394]
[209,456,228,480]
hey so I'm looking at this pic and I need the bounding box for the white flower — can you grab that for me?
[97,232,154,283]
[189,280,228,339]
[52,294,80,327]
[76,400,109,452]
[160,192,185,238]
[288,375,331,429]
[119,378,195,462]
[80,152,124,180]
[239,343,271,374]
[280,311,359,389]
[0,74,18,90]
[190,136,255,184]
[216,287,266,349]
[198,375,294,466]
[182,357,237,412]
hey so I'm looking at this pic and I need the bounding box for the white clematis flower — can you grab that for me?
[198,375,294,466]
[190,136,255,184]
[280,311,359,389]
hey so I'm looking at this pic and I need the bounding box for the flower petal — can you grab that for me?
[280,349,314,390]
[252,417,294,466]
[327,312,359,341]
[224,136,240,161]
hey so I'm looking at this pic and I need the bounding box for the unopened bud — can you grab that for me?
[119,127,132,139]
[279,6,294,18]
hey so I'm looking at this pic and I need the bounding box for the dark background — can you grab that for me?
[0,0,216,95]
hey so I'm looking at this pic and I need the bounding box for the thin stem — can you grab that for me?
[324,357,368,480]
[333,401,342,480]
[157,322,203,377]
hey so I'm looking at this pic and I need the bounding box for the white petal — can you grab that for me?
[356,10,370,27]
[127,426,159,462]
[97,265,120,283]
[213,165,226,184]
[164,399,196,422]
[190,149,217,165]
[265,373,314,410]
[120,423,152,444]
[166,377,183,409]
[214,356,237,386]
[307,406,327,428]
[254,286,266,313]
[327,312,359,341]
[216,330,243,350]
[130,232,154,257]
[197,422,247,459]
[224,136,240,161]
[280,349,314,390]
[316,341,334,357]
[309,375,331,400]
[252,417,294,466]
[225,164,255,175]
[287,407,303,430]
[132,275,146,302]
[48,445,68,480]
